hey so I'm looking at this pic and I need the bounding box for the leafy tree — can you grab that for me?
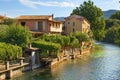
[0,25,8,42]
[72,31,90,54]
[69,36,79,54]
[110,11,120,20]
[105,19,120,29]
[114,28,120,46]
[3,18,16,25]
[72,0,105,41]
[0,24,32,47]
[72,31,89,44]
[104,27,117,43]
[104,12,120,46]
[104,26,120,45]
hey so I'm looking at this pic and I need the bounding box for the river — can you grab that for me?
[12,43,120,80]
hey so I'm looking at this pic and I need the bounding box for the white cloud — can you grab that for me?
[19,0,37,8]
[19,0,78,8]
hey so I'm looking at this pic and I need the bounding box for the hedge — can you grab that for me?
[32,40,61,57]
[0,42,22,61]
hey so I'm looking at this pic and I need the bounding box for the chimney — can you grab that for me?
[52,14,54,20]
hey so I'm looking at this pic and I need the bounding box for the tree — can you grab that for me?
[110,11,120,20]
[72,31,90,44]
[104,26,120,45]
[72,0,105,41]
[72,31,90,54]
[114,27,120,46]
[105,19,120,29]
[0,24,32,47]
[104,12,120,46]
[3,18,16,25]
[69,36,79,54]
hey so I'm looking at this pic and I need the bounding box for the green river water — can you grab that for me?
[12,43,120,80]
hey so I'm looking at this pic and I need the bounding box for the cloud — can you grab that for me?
[19,0,78,8]
[19,0,37,8]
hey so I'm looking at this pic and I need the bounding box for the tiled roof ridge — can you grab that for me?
[16,15,53,19]
[66,14,90,24]
[19,15,52,17]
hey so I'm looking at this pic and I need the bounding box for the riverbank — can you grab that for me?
[40,48,91,68]
[12,43,120,80]
[0,48,91,80]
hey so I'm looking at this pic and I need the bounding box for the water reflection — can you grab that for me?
[13,43,120,80]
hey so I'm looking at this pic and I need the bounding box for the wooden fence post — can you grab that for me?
[5,61,9,70]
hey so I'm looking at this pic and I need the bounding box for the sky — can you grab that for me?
[0,0,119,18]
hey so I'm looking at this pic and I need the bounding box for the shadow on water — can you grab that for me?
[12,43,120,80]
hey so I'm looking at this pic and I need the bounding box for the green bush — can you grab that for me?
[0,24,32,47]
[32,40,61,57]
[0,42,22,61]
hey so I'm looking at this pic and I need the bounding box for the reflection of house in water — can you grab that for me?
[17,14,62,37]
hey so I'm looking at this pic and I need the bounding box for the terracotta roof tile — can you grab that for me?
[65,14,90,24]
[16,15,52,20]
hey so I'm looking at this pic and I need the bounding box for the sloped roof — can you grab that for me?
[0,15,8,19]
[0,15,9,23]
[65,14,90,24]
[16,15,52,20]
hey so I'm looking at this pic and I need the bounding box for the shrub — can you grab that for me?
[32,40,61,58]
[0,24,32,47]
[0,42,22,61]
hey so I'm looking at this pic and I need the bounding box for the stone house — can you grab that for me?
[17,14,62,36]
[63,14,90,35]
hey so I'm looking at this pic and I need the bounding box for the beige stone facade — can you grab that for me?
[63,15,90,35]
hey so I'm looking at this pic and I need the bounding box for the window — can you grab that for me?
[68,22,70,24]
[73,22,75,27]
[49,24,51,26]
[62,26,65,31]
[73,28,75,32]
[56,24,57,27]
[21,22,26,26]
